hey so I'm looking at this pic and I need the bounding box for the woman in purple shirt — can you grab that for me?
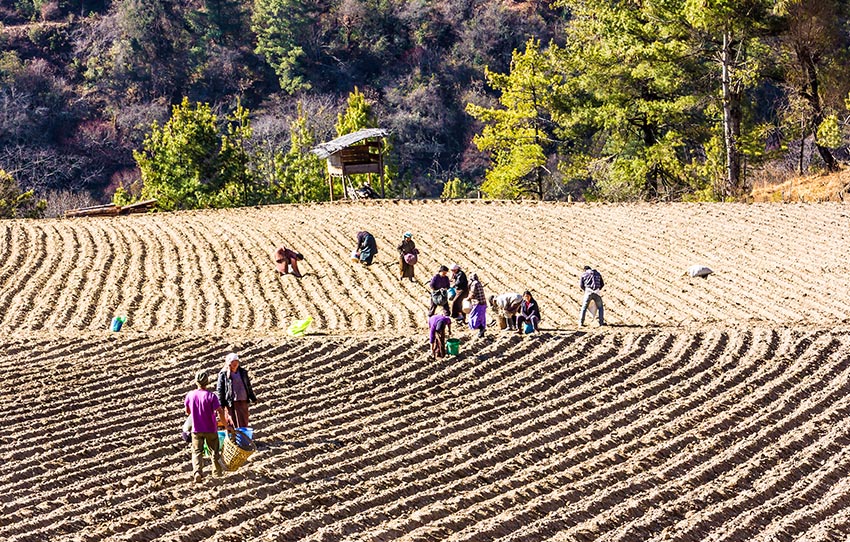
[428,313,452,358]
[428,265,451,317]
[185,370,228,483]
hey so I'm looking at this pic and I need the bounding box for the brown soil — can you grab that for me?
[2,201,850,541]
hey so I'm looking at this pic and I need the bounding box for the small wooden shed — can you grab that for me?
[310,128,389,201]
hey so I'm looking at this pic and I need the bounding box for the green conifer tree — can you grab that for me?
[466,38,561,200]
[277,103,327,202]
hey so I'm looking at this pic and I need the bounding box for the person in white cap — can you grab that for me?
[215,352,257,429]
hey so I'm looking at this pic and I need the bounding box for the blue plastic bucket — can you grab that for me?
[110,316,126,332]
[233,429,253,448]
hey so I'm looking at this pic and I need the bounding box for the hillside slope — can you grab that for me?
[2,201,850,336]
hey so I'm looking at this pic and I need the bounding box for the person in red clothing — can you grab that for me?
[184,369,229,483]
[274,246,304,277]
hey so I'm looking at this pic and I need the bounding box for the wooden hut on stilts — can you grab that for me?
[310,128,389,201]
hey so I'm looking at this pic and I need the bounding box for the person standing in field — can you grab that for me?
[449,264,468,324]
[428,265,451,316]
[579,265,605,326]
[355,231,378,265]
[397,232,417,282]
[185,369,229,483]
[216,352,257,429]
[516,290,541,333]
[428,313,452,358]
[274,246,304,278]
[466,273,487,338]
[488,292,523,331]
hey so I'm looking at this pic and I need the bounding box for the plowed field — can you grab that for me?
[3,201,850,541]
[2,201,850,334]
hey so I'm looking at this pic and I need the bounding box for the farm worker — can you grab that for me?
[428,313,452,358]
[397,232,417,282]
[428,265,451,317]
[489,292,523,330]
[274,247,304,278]
[216,352,257,429]
[516,290,541,333]
[466,273,487,338]
[355,231,378,265]
[579,265,605,326]
[185,369,229,483]
[449,263,468,324]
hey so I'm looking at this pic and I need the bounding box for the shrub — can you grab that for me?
[0,169,46,218]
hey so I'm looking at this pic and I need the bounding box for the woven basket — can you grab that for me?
[221,431,256,471]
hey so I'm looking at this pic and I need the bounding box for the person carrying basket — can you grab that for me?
[185,369,230,484]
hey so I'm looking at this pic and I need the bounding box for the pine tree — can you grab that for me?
[134,98,259,210]
[251,0,315,93]
[0,169,46,219]
[335,86,376,136]
[684,0,775,197]
[277,103,327,202]
[551,0,709,200]
[466,38,561,200]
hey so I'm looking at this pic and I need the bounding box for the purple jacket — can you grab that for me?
[429,314,452,343]
[430,273,450,291]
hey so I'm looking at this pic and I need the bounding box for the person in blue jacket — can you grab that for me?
[356,231,378,265]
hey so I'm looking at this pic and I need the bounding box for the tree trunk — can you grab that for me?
[798,45,840,172]
[721,31,742,198]
[641,122,658,198]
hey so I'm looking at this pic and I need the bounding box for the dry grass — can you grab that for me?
[750,167,850,202]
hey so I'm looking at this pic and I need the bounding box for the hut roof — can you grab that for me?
[310,128,389,159]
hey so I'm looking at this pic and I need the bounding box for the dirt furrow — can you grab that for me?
[539,334,849,541]
[64,221,115,329]
[0,224,52,329]
[434,330,821,541]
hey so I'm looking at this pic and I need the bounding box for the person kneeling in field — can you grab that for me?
[516,291,541,333]
[429,313,452,358]
[274,246,304,278]
[355,231,378,265]
[185,370,230,484]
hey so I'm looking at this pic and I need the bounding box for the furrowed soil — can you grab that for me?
[3,201,850,541]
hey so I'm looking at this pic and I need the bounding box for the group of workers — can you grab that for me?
[184,231,607,482]
[183,352,257,484]
[274,231,606,359]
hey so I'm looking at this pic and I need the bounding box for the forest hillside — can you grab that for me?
[1,1,850,210]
